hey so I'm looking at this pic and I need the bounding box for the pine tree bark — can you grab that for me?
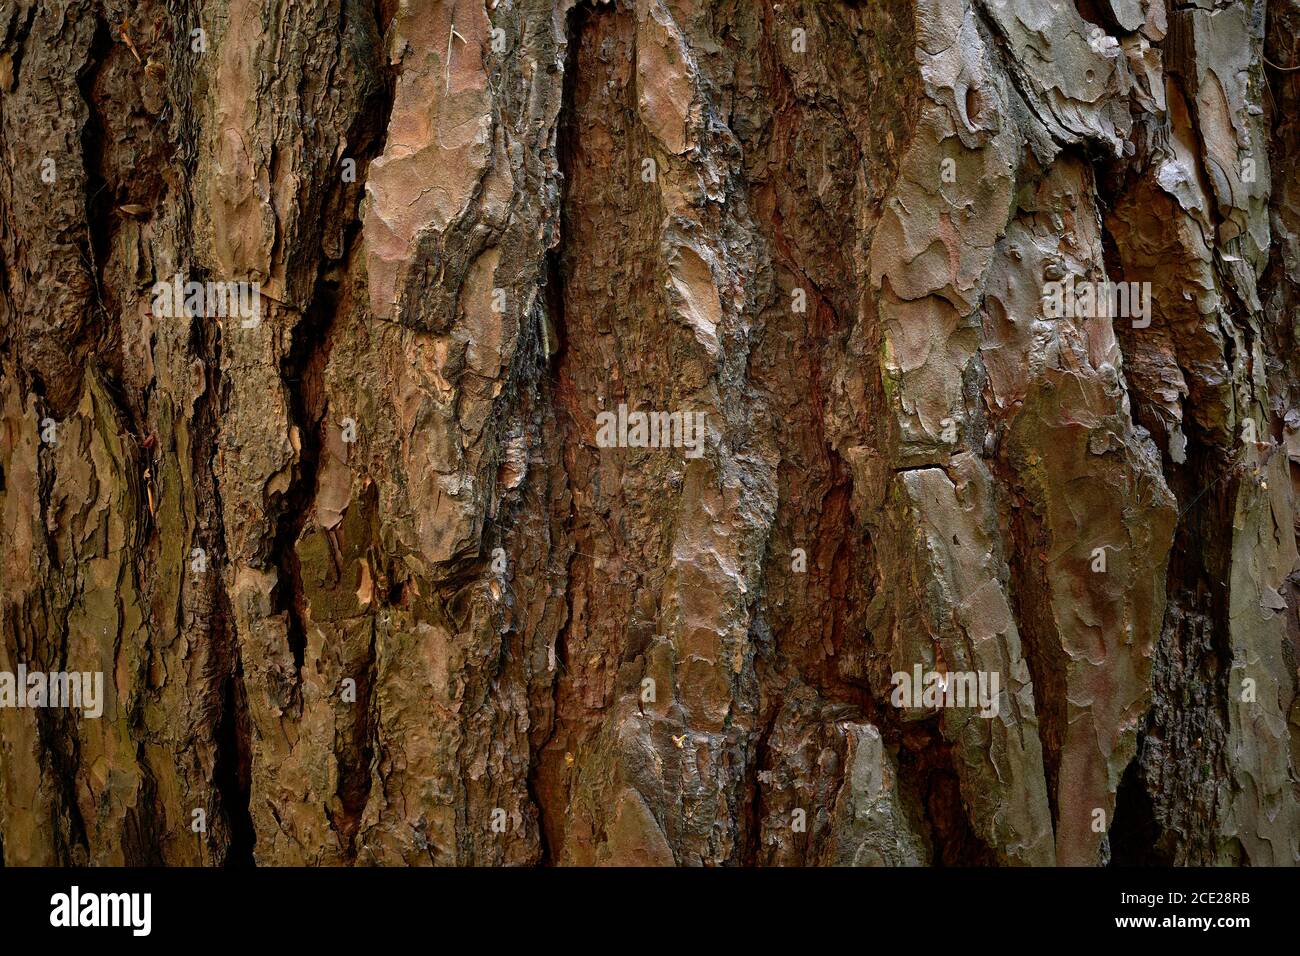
[1,0,1297,866]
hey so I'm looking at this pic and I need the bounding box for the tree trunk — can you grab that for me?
[1,0,1298,867]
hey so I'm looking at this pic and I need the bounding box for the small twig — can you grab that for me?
[445,22,466,94]
[119,18,142,64]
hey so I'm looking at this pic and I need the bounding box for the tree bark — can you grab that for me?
[1,0,1297,866]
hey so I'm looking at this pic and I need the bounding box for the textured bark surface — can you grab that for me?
[1,0,1298,866]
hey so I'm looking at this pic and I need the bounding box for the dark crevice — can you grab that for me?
[737,0,926,866]
[197,295,256,865]
[1073,0,1119,32]
[527,240,575,867]
[16,10,121,866]
[1091,55,1242,863]
[330,485,382,861]
[271,3,396,677]
[272,285,331,675]
[1125,439,1236,864]
[0,4,37,80]
[35,706,90,864]
[77,13,114,323]
[895,721,998,866]
[185,278,257,866]
[158,0,255,868]
[739,701,783,866]
[214,644,256,866]
[121,747,166,866]
[524,0,593,868]
[333,618,377,859]
[1109,754,1168,865]
[282,1,396,855]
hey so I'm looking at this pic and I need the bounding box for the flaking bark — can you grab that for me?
[1,0,1298,866]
